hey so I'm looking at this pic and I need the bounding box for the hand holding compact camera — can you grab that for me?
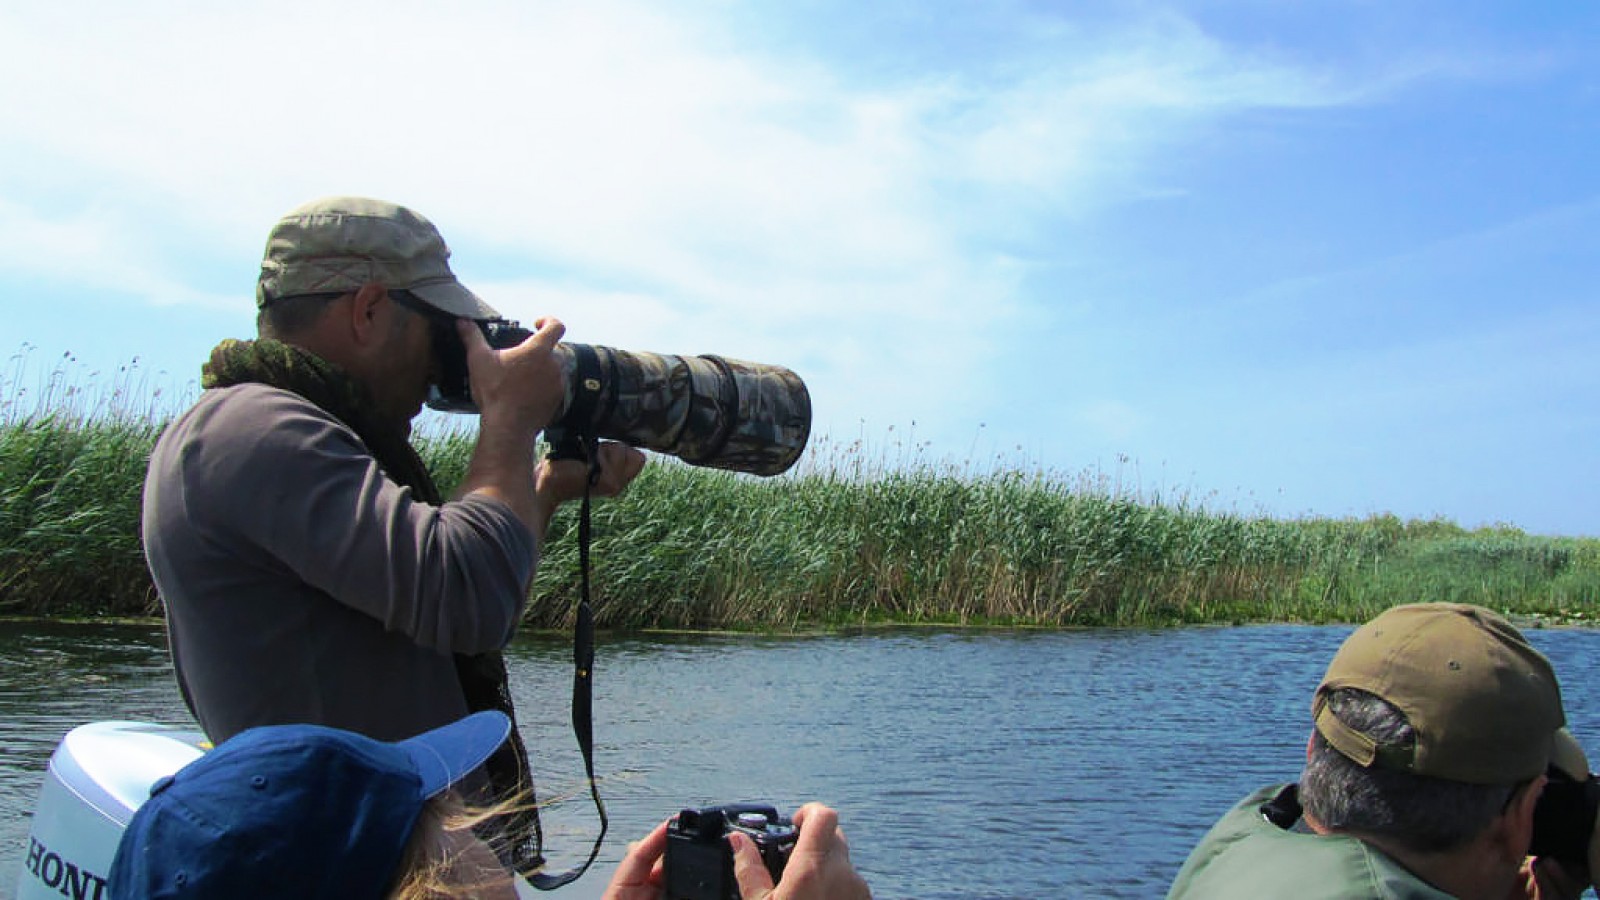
[664,804,798,900]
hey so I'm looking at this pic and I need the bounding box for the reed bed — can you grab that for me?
[518,444,1600,630]
[4,361,1599,628]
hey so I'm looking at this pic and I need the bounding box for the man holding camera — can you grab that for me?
[142,196,644,752]
[1168,602,1597,900]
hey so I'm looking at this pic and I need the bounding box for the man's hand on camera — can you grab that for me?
[730,803,872,900]
[453,316,567,534]
[457,316,566,433]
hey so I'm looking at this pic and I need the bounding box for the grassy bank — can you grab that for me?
[5,403,1598,629]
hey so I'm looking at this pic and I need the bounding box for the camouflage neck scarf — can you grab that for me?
[202,338,439,502]
[201,338,541,868]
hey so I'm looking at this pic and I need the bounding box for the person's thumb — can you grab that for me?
[729,832,776,900]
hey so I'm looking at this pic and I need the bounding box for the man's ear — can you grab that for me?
[347,283,389,345]
[1496,774,1548,863]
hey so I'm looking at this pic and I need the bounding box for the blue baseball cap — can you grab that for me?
[109,711,512,900]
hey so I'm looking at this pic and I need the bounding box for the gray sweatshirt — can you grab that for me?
[142,383,536,743]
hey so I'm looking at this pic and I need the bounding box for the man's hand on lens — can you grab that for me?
[535,441,647,508]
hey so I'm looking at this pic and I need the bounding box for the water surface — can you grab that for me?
[4,621,1598,899]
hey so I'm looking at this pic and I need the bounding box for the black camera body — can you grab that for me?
[427,317,530,414]
[663,804,797,900]
[1530,770,1600,865]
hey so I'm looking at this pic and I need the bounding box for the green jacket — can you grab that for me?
[1167,785,1457,900]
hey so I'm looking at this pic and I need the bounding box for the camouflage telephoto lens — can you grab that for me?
[424,318,812,477]
[550,344,811,477]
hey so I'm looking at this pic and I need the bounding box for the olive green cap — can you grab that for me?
[256,197,500,320]
[1313,603,1564,784]
[1551,728,1589,782]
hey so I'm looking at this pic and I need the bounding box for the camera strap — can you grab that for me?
[527,356,609,891]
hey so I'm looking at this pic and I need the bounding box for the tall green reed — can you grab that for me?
[4,359,1597,627]
[1,348,195,614]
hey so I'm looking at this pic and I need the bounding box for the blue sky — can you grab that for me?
[1,1,1596,536]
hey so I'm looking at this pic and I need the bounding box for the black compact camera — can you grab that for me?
[663,804,797,900]
[1531,769,1600,866]
[426,317,811,477]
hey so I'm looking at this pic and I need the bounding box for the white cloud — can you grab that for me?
[0,1,1384,449]
[0,199,236,310]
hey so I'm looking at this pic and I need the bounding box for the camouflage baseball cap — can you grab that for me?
[256,197,500,320]
[1313,603,1564,784]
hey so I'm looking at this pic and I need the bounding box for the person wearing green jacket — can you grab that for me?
[1169,603,1597,900]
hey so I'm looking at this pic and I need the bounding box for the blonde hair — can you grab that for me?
[387,791,533,900]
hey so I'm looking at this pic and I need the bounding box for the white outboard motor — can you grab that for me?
[16,722,207,900]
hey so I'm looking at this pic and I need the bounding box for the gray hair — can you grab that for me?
[1300,688,1519,854]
